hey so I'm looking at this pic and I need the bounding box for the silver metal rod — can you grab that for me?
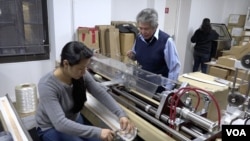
[177,107,218,132]
[111,87,170,123]
[180,126,200,138]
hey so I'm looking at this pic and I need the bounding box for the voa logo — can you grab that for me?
[226,129,246,136]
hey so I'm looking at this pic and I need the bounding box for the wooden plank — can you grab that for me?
[0,108,7,130]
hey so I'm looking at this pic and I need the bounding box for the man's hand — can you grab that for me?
[126,50,136,60]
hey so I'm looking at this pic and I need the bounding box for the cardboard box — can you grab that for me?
[206,61,235,71]
[77,27,99,50]
[105,28,121,61]
[222,50,231,56]
[229,45,245,54]
[178,72,229,121]
[242,31,250,36]
[226,75,248,84]
[119,33,135,56]
[217,55,237,68]
[239,41,249,46]
[231,36,242,46]
[95,25,115,56]
[232,36,243,46]
[228,69,250,81]
[230,27,243,37]
[242,36,250,41]
[221,42,250,59]
[239,83,249,95]
[228,14,246,27]
[208,66,229,79]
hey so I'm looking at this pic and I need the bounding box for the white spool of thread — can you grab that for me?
[15,83,38,114]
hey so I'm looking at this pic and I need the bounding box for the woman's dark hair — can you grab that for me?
[60,41,93,113]
[200,18,212,34]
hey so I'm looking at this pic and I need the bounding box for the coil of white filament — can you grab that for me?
[15,83,38,114]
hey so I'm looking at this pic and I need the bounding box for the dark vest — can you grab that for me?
[135,30,169,77]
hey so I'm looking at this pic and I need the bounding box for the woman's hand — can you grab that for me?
[100,129,114,141]
[119,117,135,134]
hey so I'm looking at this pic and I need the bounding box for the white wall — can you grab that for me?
[111,0,166,30]
[0,61,54,101]
[222,0,250,24]
[174,0,192,74]
[1,0,250,101]
[53,0,112,61]
[164,0,180,37]
[111,0,147,21]
[180,0,226,73]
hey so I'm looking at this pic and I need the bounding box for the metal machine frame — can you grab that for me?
[87,54,223,141]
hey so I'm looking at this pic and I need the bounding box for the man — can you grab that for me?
[127,8,180,91]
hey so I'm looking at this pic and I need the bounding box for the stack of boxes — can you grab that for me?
[207,42,250,95]
[207,12,250,95]
[241,30,250,46]
[77,27,100,52]
[227,14,246,46]
[95,25,115,57]
[77,21,137,63]
[225,13,250,48]
[104,27,121,61]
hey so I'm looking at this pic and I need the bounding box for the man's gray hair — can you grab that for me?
[136,8,158,28]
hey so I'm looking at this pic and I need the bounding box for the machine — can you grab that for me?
[1,53,249,140]
[222,54,250,126]
[86,54,224,141]
[210,23,232,59]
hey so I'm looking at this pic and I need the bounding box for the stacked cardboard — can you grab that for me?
[105,28,121,61]
[77,27,99,51]
[112,21,137,63]
[227,14,247,46]
[222,42,250,59]
[207,43,250,95]
[119,33,135,63]
[95,25,115,56]
[228,14,246,27]
[216,55,237,67]
[208,66,229,79]
[96,21,137,62]
[241,30,250,46]
[77,21,137,63]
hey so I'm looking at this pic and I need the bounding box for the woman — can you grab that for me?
[35,41,134,141]
[191,18,219,73]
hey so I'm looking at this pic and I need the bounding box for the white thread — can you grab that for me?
[15,83,38,113]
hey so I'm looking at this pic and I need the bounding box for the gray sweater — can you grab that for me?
[35,70,127,139]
